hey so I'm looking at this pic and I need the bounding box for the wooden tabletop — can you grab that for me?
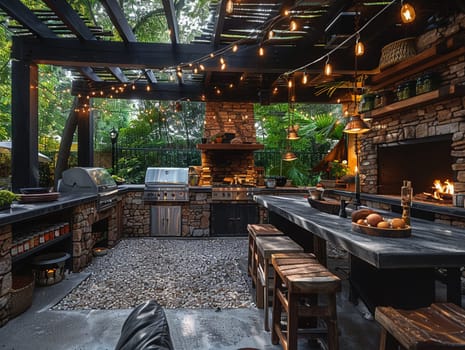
[254,194,465,269]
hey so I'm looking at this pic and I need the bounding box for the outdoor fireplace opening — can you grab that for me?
[377,135,453,196]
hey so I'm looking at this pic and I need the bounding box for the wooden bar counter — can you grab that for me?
[253,194,465,314]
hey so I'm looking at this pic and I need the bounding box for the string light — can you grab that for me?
[355,33,365,56]
[232,44,238,52]
[324,56,332,76]
[290,20,297,31]
[302,71,308,85]
[226,0,234,14]
[259,46,264,56]
[268,30,274,39]
[400,1,416,23]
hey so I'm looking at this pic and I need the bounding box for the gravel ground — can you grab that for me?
[53,238,254,310]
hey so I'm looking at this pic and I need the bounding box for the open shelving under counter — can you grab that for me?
[196,143,264,151]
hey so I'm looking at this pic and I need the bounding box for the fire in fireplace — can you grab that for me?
[377,135,453,195]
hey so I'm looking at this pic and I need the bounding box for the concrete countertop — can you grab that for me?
[0,193,97,226]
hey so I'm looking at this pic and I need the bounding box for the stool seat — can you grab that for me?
[375,303,465,350]
[247,224,283,237]
[271,254,341,350]
[255,235,303,331]
[247,224,284,289]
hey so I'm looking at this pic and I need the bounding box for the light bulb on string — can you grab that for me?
[259,46,264,56]
[324,56,332,76]
[355,33,365,56]
[268,30,274,40]
[401,1,416,23]
[232,44,238,52]
[290,20,297,31]
[225,0,233,14]
[302,71,308,85]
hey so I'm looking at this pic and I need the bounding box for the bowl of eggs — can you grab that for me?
[351,210,411,238]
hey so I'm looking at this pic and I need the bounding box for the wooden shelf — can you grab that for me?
[12,232,72,263]
[368,34,465,92]
[197,143,264,151]
[361,84,465,119]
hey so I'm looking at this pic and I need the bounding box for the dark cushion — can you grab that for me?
[115,300,174,350]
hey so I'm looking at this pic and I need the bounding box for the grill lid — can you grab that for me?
[58,167,117,193]
[145,167,189,186]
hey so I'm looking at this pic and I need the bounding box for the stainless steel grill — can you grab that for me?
[143,167,189,202]
[58,167,118,211]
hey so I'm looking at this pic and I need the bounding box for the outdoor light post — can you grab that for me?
[110,127,119,173]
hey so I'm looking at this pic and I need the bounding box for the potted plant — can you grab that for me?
[0,189,18,211]
[211,133,224,143]
[320,160,349,188]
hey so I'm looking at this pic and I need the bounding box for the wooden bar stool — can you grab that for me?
[247,224,284,288]
[271,254,341,350]
[375,303,465,350]
[255,235,304,331]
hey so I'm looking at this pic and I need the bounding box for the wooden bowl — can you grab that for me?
[307,198,340,215]
[352,222,411,238]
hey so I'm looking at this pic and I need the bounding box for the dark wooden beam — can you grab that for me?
[71,80,340,103]
[12,37,361,73]
[11,60,39,191]
[0,0,57,38]
[212,0,227,47]
[100,0,157,83]
[100,0,137,42]
[43,0,95,40]
[161,0,179,44]
[76,96,94,166]
[42,0,129,83]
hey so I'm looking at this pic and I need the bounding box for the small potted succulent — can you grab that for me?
[0,189,18,211]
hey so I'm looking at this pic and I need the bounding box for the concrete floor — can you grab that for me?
[0,252,382,350]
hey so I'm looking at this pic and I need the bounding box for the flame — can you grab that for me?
[432,179,454,199]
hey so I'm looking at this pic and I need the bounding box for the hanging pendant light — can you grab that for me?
[400,1,416,23]
[282,150,297,161]
[343,114,370,134]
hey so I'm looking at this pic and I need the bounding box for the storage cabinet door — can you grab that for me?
[150,206,181,236]
[211,203,258,236]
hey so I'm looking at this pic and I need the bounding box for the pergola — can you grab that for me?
[0,0,461,190]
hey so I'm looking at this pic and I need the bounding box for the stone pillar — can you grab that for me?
[0,224,12,326]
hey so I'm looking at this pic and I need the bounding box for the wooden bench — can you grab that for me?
[271,253,341,350]
[247,224,284,289]
[255,235,303,331]
[375,303,465,350]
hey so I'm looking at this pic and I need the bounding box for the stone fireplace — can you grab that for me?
[200,102,259,183]
[377,135,454,195]
[359,13,465,200]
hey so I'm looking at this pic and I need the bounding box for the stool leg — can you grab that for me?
[264,259,270,331]
[327,293,339,350]
[379,328,400,350]
[271,271,281,345]
[287,291,299,350]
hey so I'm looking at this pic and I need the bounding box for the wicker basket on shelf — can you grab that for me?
[379,37,417,70]
[9,273,35,318]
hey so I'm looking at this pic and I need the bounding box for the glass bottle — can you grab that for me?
[401,180,413,225]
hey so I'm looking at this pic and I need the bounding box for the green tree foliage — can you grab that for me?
[254,103,343,186]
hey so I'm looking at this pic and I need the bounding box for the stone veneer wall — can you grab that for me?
[202,102,258,182]
[0,224,11,326]
[360,14,465,225]
[72,200,121,271]
[122,191,151,236]
[204,102,256,141]
[182,191,211,237]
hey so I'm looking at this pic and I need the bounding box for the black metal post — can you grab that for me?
[110,127,118,173]
[354,134,361,209]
